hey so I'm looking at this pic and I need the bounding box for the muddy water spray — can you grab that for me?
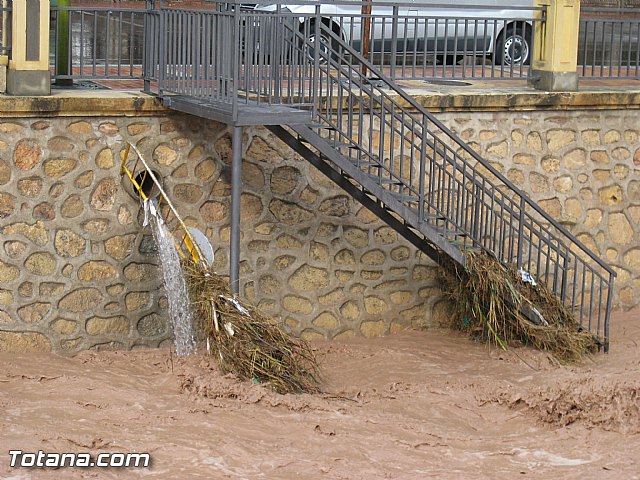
[148,200,196,356]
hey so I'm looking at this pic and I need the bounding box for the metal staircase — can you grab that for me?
[145,2,616,346]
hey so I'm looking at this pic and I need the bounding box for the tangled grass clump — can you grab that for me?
[440,251,601,363]
[183,259,321,395]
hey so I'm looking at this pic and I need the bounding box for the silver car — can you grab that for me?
[253,0,535,66]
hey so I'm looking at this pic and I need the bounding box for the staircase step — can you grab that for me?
[307,123,337,130]
[385,189,420,203]
[362,171,408,187]
[379,177,406,186]
[431,224,468,238]
[353,160,384,169]
[422,213,447,221]
[333,142,359,149]
[450,239,469,246]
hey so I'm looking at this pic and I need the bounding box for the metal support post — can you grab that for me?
[53,0,72,86]
[229,125,243,294]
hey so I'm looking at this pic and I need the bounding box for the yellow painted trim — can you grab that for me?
[532,0,580,74]
[120,142,206,267]
[9,0,50,71]
[0,55,7,66]
[1,0,9,49]
[9,0,25,69]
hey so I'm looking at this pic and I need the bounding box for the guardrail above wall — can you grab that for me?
[50,0,149,83]
[2,0,639,91]
[579,7,640,78]
[262,1,545,81]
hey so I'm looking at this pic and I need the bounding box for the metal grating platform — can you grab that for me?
[162,95,312,127]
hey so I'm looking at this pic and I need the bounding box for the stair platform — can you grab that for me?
[162,95,311,127]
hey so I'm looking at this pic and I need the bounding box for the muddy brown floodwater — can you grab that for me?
[1,309,639,479]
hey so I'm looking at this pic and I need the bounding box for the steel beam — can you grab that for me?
[229,125,243,294]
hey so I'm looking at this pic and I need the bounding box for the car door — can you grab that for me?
[336,0,412,55]
[410,0,493,54]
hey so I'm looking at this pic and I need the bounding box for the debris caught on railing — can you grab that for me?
[223,322,235,337]
[440,251,602,362]
[518,268,538,287]
[185,260,321,394]
[221,295,252,318]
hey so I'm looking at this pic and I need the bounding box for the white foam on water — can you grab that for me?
[148,200,196,356]
[512,448,595,467]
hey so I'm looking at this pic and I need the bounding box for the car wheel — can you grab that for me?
[300,20,340,65]
[495,26,531,66]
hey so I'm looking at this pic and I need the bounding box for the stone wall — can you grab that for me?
[0,113,445,353]
[0,96,638,353]
[441,109,639,309]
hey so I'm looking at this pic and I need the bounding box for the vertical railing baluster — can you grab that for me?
[418,115,427,222]
[552,240,560,294]
[597,276,603,340]
[390,5,398,81]
[92,10,98,77]
[231,4,240,123]
[560,247,568,305]
[117,11,123,77]
[472,177,480,242]
[143,5,150,91]
[432,18,438,77]
[526,218,533,272]
[516,196,525,269]
[105,10,111,77]
[591,20,597,77]
[311,5,321,119]
[79,11,84,77]
[159,5,166,94]
[588,270,595,331]
[604,274,614,351]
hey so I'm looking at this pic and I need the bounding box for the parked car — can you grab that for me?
[252,0,535,66]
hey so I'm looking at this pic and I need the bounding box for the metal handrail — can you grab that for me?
[44,1,640,83]
[582,7,640,15]
[306,18,614,340]
[320,24,615,276]
[149,0,543,101]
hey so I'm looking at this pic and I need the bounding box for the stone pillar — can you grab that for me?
[529,0,580,92]
[6,0,51,95]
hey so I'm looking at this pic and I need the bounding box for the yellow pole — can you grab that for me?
[529,0,581,91]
